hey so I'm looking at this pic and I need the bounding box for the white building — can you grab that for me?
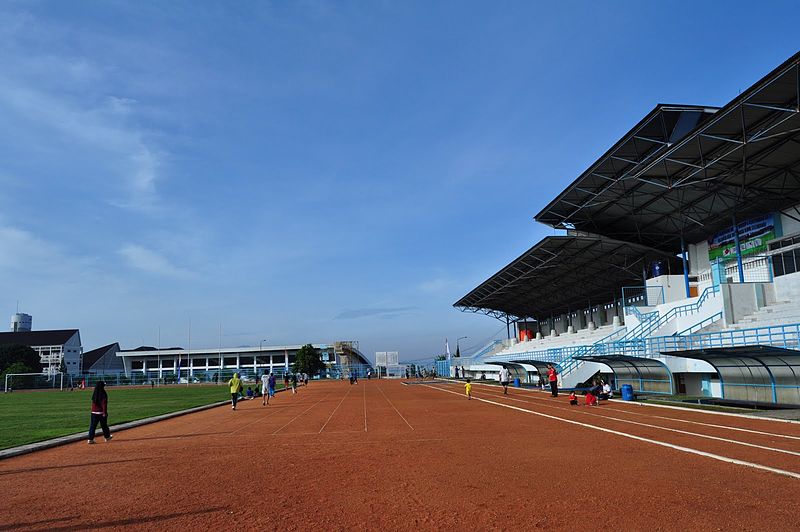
[0,329,82,375]
[117,341,371,379]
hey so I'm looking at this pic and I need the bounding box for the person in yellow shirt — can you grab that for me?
[228,373,243,410]
[465,378,472,400]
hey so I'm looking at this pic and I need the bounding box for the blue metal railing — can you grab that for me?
[487,321,800,381]
[625,285,721,340]
[677,312,723,335]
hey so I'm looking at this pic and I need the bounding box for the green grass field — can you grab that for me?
[0,384,277,450]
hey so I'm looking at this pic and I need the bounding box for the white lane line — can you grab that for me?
[228,407,283,436]
[423,384,800,480]
[376,382,415,431]
[319,386,353,434]
[467,385,800,457]
[604,405,800,441]
[272,392,334,435]
[363,384,368,433]
[467,380,800,426]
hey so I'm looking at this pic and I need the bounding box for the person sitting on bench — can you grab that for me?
[599,380,612,401]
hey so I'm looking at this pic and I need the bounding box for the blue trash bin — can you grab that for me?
[513,378,521,387]
[621,384,634,401]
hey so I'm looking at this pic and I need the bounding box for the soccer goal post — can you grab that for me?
[4,372,64,393]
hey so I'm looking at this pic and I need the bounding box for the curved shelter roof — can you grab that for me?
[668,345,800,405]
[536,52,800,253]
[454,234,681,321]
[576,355,673,394]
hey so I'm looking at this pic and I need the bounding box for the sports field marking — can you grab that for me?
[318,386,354,434]
[376,382,414,430]
[273,391,336,435]
[275,437,454,447]
[469,386,800,458]
[424,384,800,480]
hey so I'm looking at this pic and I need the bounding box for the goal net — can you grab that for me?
[4,372,67,393]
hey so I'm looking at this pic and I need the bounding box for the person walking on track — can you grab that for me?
[88,381,112,444]
[268,372,276,398]
[261,372,270,406]
[547,364,559,397]
[290,372,298,394]
[228,372,243,410]
[499,366,510,395]
[464,378,472,400]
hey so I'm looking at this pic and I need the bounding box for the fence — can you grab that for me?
[622,285,665,310]
[3,364,378,392]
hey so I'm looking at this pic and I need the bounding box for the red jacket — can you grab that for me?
[548,368,557,382]
[91,397,107,416]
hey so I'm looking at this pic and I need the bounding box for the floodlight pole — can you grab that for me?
[456,336,468,351]
[259,340,267,380]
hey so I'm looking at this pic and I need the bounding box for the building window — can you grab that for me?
[223,357,237,367]
[192,358,206,367]
[770,235,800,278]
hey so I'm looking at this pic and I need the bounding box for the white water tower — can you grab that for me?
[11,313,32,332]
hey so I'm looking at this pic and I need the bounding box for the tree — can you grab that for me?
[292,344,325,376]
[1,362,34,389]
[0,344,40,374]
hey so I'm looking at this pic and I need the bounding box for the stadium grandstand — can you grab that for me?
[453,51,800,406]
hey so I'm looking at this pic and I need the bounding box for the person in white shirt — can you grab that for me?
[600,381,612,401]
[499,367,510,395]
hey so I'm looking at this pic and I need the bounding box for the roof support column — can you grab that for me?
[680,235,691,298]
[732,214,745,284]
[505,314,511,340]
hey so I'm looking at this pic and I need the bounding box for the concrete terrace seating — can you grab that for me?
[727,300,800,330]
[503,323,621,354]
[697,300,800,333]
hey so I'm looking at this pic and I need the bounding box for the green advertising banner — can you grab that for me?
[708,214,776,262]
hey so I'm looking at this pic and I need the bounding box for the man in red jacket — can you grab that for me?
[547,364,558,398]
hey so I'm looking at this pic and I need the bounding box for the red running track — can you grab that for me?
[1,379,798,531]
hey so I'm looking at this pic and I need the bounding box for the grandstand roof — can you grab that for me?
[453,234,681,320]
[536,51,800,252]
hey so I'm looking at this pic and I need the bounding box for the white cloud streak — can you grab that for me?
[118,244,194,279]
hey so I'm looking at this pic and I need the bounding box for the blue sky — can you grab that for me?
[1,1,798,360]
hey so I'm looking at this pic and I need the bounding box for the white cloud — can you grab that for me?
[0,81,164,212]
[418,277,453,293]
[118,244,194,279]
[0,225,53,271]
